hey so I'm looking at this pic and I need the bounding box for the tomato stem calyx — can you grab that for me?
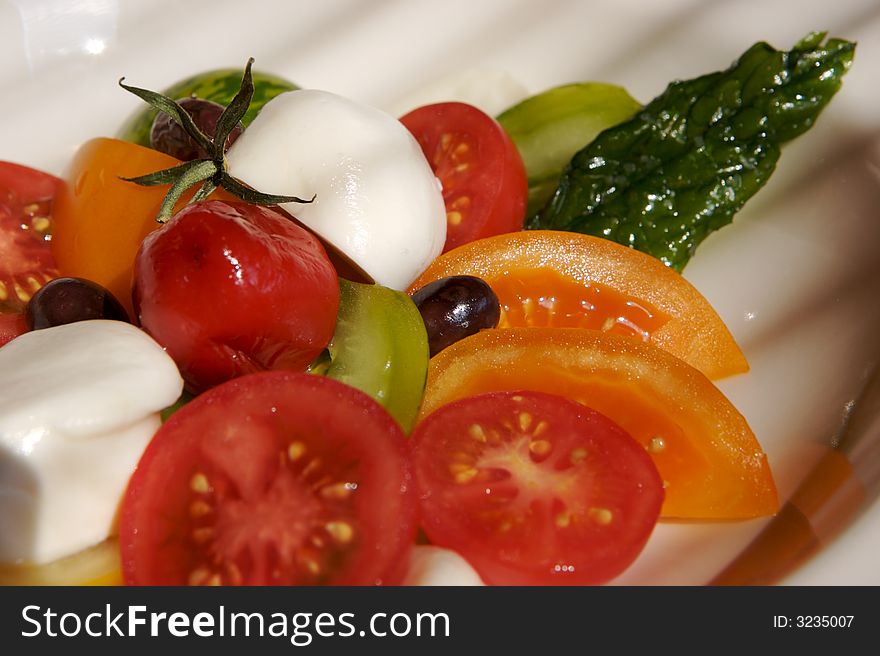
[119,58,314,223]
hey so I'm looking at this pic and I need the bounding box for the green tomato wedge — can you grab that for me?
[310,279,429,433]
[117,68,298,147]
[497,83,641,216]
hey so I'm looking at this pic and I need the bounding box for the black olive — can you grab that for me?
[26,277,130,330]
[411,275,500,356]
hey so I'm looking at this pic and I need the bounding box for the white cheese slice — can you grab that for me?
[0,320,183,564]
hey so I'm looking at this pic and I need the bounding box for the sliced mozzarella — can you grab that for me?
[403,545,485,586]
[0,320,183,564]
[226,89,446,290]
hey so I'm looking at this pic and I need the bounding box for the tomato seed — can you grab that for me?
[468,424,488,443]
[529,439,552,457]
[188,567,211,585]
[570,448,588,465]
[319,481,352,500]
[31,216,50,233]
[190,472,210,494]
[297,552,322,576]
[449,463,479,484]
[14,282,30,303]
[325,521,354,544]
[450,196,471,210]
[287,441,306,461]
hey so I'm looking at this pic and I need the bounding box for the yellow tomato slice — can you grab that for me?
[51,137,232,319]
[419,328,777,519]
[0,538,122,586]
[409,230,748,380]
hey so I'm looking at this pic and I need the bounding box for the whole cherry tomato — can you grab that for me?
[134,200,339,393]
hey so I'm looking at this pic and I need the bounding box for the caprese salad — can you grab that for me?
[0,32,854,586]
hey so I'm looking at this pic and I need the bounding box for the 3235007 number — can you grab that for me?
[773,615,854,628]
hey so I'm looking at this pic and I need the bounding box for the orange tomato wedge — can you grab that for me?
[409,230,747,380]
[0,538,122,586]
[52,138,232,318]
[419,328,777,519]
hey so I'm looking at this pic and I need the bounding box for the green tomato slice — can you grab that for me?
[117,68,298,147]
[312,279,429,433]
[497,82,641,216]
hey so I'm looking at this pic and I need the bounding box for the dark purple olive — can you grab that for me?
[26,277,130,330]
[150,97,243,161]
[411,275,500,356]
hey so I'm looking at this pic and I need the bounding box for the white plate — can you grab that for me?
[1,0,879,585]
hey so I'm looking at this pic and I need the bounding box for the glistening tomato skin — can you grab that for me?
[134,200,339,393]
[410,390,664,585]
[120,371,417,586]
[400,102,527,252]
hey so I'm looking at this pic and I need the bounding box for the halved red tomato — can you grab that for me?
[400,102,527,252]
[120,371,416,586]
[411,390,664,585]
[0,161,60,344]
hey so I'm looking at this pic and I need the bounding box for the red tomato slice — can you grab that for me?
[120,371,416,586]
[411,390,664,585]
[0,162,59,333]
[400,102,527,252]
[0,312,27,348]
